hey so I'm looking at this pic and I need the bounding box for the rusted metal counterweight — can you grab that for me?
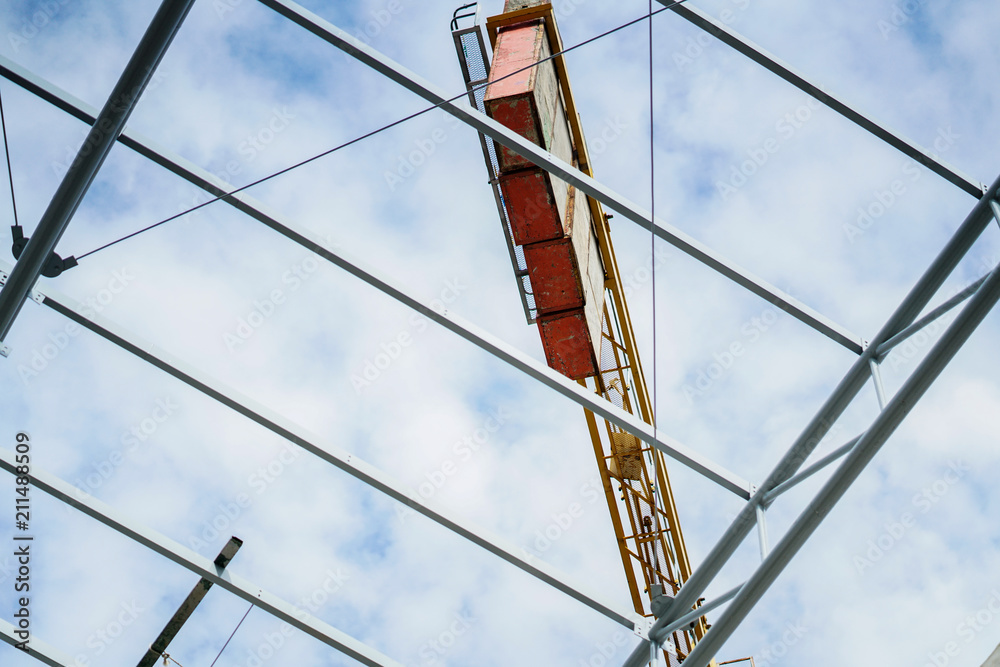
[484,7,605,380]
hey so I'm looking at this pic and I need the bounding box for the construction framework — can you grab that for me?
[0,1,996,666]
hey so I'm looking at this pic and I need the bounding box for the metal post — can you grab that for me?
[869,359,888,410]
[677,255,1000,667]
[755,505,770,561]
[0,0,195,348]
[136,537,243,667]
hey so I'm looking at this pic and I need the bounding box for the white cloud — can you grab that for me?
[0,0,998,666]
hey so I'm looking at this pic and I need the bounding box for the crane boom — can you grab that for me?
[452,3,717,664]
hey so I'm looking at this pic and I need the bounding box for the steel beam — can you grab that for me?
[622,179,1000,666]
[251,0,864,354]
[0,449,401,667]
[0,261,640,630]
[678,255,1000,667]
[659,0,985,198]
[0,0,195,347]
[876,272,989,358]
[0,621,75,667]
[651,583,742,645]
[0,55,750,501]
[136,537,243,667]
[761,435,860,504]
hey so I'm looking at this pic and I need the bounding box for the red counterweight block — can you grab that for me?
[526,186,606,380]
[485,19,575,245]
[537,310,600,381]
[484,14,607,381]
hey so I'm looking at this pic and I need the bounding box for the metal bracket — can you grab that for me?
[650,583,671,618]
[2,268,45,305]
[632,615,653,639]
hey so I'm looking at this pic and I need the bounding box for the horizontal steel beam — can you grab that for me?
[0,621,74,667]
[661,0,985,198]
[0,449,401,667]
[252,0,865,354]
[0,260,639,630]
[0,55,750,501]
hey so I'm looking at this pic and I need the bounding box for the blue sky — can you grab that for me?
[1,0,999,666]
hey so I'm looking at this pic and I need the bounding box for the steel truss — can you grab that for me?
[0,0,995,665]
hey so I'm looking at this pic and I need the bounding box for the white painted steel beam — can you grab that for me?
[0,621,75,667]
[0,260,640,630]
[0,55,750,501]
[250,0,865,354]
[660,0,985,198]
[0,450,401,667]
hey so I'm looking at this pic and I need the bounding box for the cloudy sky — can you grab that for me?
[0,0,999,666]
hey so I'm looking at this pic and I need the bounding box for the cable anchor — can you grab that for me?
[11,225,77,277]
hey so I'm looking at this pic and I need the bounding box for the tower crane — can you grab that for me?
[451,3,737,665]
